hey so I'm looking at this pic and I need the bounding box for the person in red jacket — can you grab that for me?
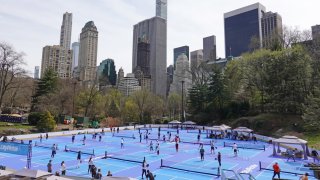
[272,162,280,179]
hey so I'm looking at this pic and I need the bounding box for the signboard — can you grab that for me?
[0,142,29,155]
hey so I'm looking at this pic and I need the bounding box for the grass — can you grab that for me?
[0,122,35,134]
[303,133,320,150]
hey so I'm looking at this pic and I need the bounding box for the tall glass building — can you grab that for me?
[224,3,266,57]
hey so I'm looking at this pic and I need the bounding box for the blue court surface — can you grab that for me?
[0,128,318,180]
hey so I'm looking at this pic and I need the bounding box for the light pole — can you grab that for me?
[181,80,185,122]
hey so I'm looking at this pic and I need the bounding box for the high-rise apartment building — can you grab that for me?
[136,37,151,76]
[40,45,72,78]
[118,73,141,96]
[261,12,282,48]
[173,46,189,70]
[97,59,117,86]
[190,49,203,69]
[170,54,192,95]
[117,67,124,87]
[72,42,79,71]
[79,21,98,82]
[60,12,72,50]
[312,25,320,40]
[224,3,266,57]
[132,16,167,97]
[34,66,40,79]
[203,36,216,61]
[156,0,167,20]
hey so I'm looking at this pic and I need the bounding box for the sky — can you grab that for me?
[1,0,320,77]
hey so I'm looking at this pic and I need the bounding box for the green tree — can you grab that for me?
[37,111,56,132]
[302,88,320,132]
[122,98,139,123]
[31,68,58,111]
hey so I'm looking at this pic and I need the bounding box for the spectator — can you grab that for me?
[95,168,102,179]
[146,170,155,180]
[91,165,97,178]
[55,171,60,176]
[299,173,309,180]
[107,170,112,176]
[272,162,280,179]
[311,149,319,163]
[47,160,52,173]
[61,161,66,175]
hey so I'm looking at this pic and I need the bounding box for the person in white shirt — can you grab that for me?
[88,156,94,174]
[61,161,66,175]
[121,138,124,149]
[233,143,238,157]
[141,159,147,179]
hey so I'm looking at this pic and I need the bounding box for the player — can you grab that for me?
[197,134,201,142]
[149,141,153,151]
[51,144,57,158]
[200,145,205,161]
[232,143,238,157]
[210,140,215,154]
[77,151,82,168]
[72,135,75,143]
[121,138,124,149]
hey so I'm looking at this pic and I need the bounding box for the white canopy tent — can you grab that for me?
[273,135,310,160]
[182,121,196,125]
[220,124,231,130]
[208,126,226,131]
[233,127,253,133]
[168,120,181,124]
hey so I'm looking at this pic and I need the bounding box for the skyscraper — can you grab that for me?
[166,65,174,96]
[118,73,141,96]
[34,66,40,79]
[136,37,151,76]
[97,59,117,86]
[173,46,189,70]
[132,16,167,97]
[41,45,72,78]
[117,67,124,87]
[156,0,167,20]
[190,49,203,69]
[312,25,320,40]
[170,54,192,95]
[72,42,79,72]
[203,36,216,61]
[261,12,282,48]
[79,21,98,82]
[224,3,266,57]
[60,12,72,50]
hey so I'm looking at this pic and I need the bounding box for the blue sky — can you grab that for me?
[0,0,319,77]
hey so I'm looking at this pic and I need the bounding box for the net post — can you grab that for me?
[105,151,107,158]
[259,161,261,171]
[93,149,95,156]
[65,145,67,151]
[223,142,225,147]
[161,159,163,167]
[263,145,265,151]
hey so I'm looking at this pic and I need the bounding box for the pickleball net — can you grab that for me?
[160,159,220,177]
[64,145,95,156]
[112,133,136,139]
[223,142,265,151]
[104,151,144,164]
[35,141,59,150]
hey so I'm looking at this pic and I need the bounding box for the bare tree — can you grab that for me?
[0,42,26,113]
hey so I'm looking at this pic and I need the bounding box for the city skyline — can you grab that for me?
[1,0,319,76]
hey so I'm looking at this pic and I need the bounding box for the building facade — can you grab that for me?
[173,46,189,70]
[203,36,216,61]
[166,65,174,96]
[132,16,167,97]
[156,0,167,20]
[60,12,72,50]
[261,12,282,48]
[135,37,151,76]
[79,21,98,82]
[190,49,203,69]
[170,54,192,95]
[40,45,72,78]
[34,66,40,79]
[118,73,141,96]
[97,59,117,86]
[312,25,320,40]
[72,42,79,72]
[117,67,124,87]
[224,3,266,57]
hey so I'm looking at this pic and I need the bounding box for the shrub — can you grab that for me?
[28,112,42,125]
[37,111,56,132]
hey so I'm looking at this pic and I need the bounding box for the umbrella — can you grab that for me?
[168,120,181,124]
[182,121,196,125]
[14,169,52,178]
[0,169,14,176]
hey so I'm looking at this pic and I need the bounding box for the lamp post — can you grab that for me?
[181,80,185,122]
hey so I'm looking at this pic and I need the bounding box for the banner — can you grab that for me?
[0,142,30,155]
